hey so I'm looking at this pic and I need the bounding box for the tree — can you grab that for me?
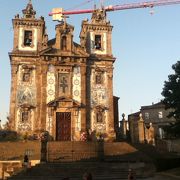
[162,61,180,137]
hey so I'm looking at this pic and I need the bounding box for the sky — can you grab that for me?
[0,0,180,124]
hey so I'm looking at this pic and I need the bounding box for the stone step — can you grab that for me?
[9,162,145,180]
[9,177,130,180]
[10,173,142,180]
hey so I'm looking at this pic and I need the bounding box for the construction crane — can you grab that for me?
[49,0,180,21]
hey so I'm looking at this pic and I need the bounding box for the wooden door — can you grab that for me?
[56,112,71,141]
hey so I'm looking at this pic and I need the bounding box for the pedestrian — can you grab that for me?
[83,172,93,180]
[23,154,29,168]
[128,168,136,180]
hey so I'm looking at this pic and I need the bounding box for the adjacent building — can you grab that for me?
[128,102,175,143]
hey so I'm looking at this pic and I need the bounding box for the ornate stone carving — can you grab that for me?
[47,66,55,103]
[17,107,34,132]
[92,106,107,131]
[73,66,81,103]
[42,33,48,47]
[22,0,36,19]
[91,9,107,24]
[17,87,36,106]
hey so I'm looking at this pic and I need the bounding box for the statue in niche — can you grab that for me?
[21,111,29,122]
[96,74,103,84]
[22,73,30,82]
[96,111,103,123]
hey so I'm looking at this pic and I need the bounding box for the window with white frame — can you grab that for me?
[145,112,149,120]
[158,111,163,119]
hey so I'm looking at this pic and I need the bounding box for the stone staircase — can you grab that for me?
[8,161,150,180]
[8,142,157,180]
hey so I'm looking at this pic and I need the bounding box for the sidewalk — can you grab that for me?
[145,174,180,180]
[144,167,180,180]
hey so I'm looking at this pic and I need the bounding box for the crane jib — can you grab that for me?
[49,0,180,16]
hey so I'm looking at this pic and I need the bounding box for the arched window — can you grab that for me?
[61,36,67,50]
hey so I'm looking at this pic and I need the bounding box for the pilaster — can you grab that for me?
[80,64,87,132]
[107,69,115,140]
[9,64,18,130]
[138,113,145,143]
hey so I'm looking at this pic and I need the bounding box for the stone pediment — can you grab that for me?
[19,103,36,110]
[47,96,81,108]
[39,46,54,54]
[94,105,108,111]
[40,40,89,57]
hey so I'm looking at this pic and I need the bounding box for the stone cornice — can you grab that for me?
[81,23,113,32]
[9,51,39,56]
[13,18,45,27]
[88,55,116,62]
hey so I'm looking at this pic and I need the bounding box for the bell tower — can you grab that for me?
[12,0,46,52]
[80,9,116,140]
[9,1,47,133]
[80,9,113,56]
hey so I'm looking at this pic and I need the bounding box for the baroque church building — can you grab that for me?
[9,1,119,141]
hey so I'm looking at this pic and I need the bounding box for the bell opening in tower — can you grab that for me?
[95,35,101,50]
[24,30,32,46]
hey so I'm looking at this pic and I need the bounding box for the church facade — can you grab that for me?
[9,1,118,141]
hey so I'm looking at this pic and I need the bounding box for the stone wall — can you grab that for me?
[47,141,98,162]
[156,139,180,153]
[0,141,41,161]
[47,141,138,162]
[104,142,137,155]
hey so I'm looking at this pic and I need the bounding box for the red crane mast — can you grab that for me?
[49,0,180,17]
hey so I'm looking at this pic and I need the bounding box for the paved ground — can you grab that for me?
[143,168,180,180]
[145,174,180,180]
